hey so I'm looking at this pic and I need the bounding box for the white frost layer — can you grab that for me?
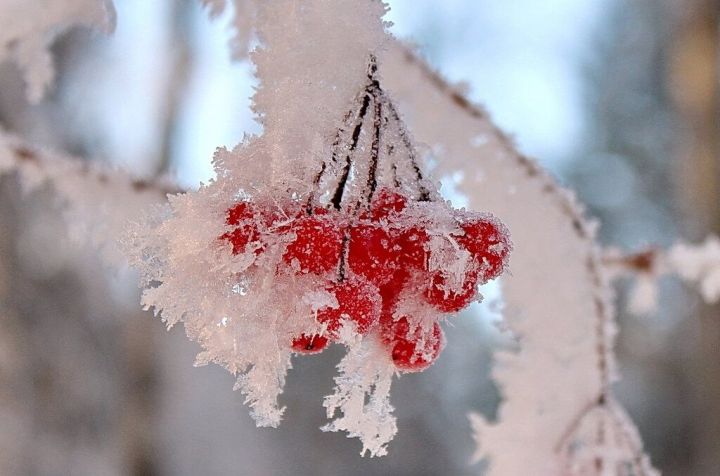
[233,0,390,193]
[200,0,258,60]
[322,336,397,457]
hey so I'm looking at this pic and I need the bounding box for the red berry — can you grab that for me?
[368,188,408,220]
[226,201,255,226]
[423,269,480,313]
[221,202,261,255]
[455,216,510,281]
[348,224,400,285]
[291,334,329,354]
[377,269,411,309]
[283,214,344,275]
[382,316,445,372]
[396,226,429,270]
[317,278,380,336]
[378,307,395,327]
[221,200,303,256]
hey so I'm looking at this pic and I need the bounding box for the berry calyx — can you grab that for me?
[291,334,330,354]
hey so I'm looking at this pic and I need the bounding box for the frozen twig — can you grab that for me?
[603,237,720,315]
[0,130,178,263]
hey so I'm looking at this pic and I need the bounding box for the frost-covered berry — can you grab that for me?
[378,269,410,309]
[382,316,445,372]
[348,226,427,284]
[396,226,429,270]
[226,201,255,226]
[291,333,329,354]
[318,278,381,336]
[348,224,400,285]
[423,269,480,313]
[283,214,344,274]
[221,202,261,255]
[221,201,303,256]
[367,188,407,220]
[455,216,510,281]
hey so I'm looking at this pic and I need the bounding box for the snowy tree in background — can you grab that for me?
[4,0,720,474]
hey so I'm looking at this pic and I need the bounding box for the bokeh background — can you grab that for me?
[1,0,719,474]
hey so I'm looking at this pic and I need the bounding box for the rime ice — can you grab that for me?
[123,0,510,457]
[380,41,659,474]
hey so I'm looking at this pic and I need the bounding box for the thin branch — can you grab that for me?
[602,248,661,274]
[4,142,182,197]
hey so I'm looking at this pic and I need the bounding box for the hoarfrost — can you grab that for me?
[200,0,258,60]
[380,42,656,474]
[602,237,720,317]
[123,0,426,456]
[322,337,397,457]
[122,0,513,456]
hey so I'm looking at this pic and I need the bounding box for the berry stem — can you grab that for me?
[330,92,372,210]
[384,97,433,202]
[354,87,382,212]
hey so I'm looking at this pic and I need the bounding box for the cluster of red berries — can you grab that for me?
[220,188,510,372]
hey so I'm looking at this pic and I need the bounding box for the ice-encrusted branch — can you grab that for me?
[554,396,658,476]
[380,42,656,475]
[604,236,720,316]
[0,129,177,263]
[0,0,115,102]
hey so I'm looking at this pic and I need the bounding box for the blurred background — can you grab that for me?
[0,0,719,474]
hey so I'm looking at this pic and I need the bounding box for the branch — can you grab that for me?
[0,130,180,264]
[603,237,720,315]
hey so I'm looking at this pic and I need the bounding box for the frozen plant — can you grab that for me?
[603,237,720,317]
[0,0,684,473]
[123,8,511,452]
